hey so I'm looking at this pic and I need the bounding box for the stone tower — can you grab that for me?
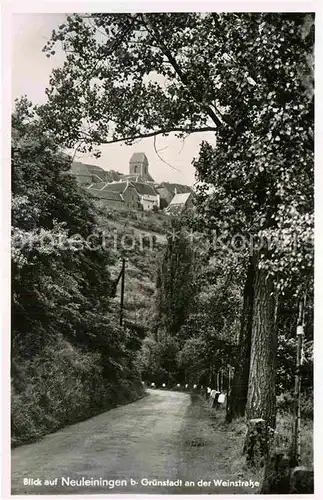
[129,153,149,180]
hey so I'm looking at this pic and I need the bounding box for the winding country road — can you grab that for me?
[11,390,256,495]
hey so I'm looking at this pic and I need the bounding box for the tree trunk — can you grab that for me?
[244,258,277,463]
[246,262,276,426]
[226,256,255,422]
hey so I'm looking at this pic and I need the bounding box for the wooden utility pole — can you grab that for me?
[119,258,126,326]
[291,294,306,465]
[226,365,232,413]
[228,366,232,393]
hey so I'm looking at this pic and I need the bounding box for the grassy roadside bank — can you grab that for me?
[190,391,313,492]
[11,338,145,448]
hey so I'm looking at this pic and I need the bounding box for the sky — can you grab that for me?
[12,13,217,186]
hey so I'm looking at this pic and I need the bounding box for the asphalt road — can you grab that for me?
[11,390,254,495]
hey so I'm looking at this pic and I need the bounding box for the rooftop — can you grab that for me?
[158,182,193,195]
[130,152,148,164]
[98,182,129,194]
[168,192,192,205]
[87,181,106,190]
[131,182,158,196]
[87,188,124,202]
[123,174,155,183]
[70,162,123,183]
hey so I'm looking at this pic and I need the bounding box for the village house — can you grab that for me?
[88,181,140,210]
[130,182,160,210]
[86,154,160,211]
[156,182,194,208]
[87,180,160,211]
[165,192,194,216]
[69,162,122,185]
[87,186,126,210]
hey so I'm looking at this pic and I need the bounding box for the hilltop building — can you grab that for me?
[157,182,194,208]
[68,152,193,213]
[165,192,194,216]
[130,182,160,210]
[87,188,126,211]
[69,161,122,185]
[88,181,139,210]
[87,179,160,211]
[128,153,154,182]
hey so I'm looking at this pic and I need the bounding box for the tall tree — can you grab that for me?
[226,257,254,422]
[177,258,242,387]
[193,14,313,439]
[39,13,313,450]
[40,13,224,150]
[155,221,197,340]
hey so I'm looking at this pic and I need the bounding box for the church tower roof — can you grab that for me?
[129,152,153,181]
[129,152,148,164]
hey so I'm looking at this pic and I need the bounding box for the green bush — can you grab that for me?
[11,100,145,448]
[274,410,313,468]
[276,392,313,419]
[11,338,144,446]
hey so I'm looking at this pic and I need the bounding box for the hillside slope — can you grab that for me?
[96,207,171,329]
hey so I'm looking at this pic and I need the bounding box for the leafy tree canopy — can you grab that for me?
[40,13,313,153]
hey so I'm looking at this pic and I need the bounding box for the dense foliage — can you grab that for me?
[11,98,144,445]
[138,219,243,389]
[192,13,313,428]
[176,254,242,382]
[155,222,198,338]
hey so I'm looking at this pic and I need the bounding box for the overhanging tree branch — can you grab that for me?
[80,126,218,144]
[140,14,236,131]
